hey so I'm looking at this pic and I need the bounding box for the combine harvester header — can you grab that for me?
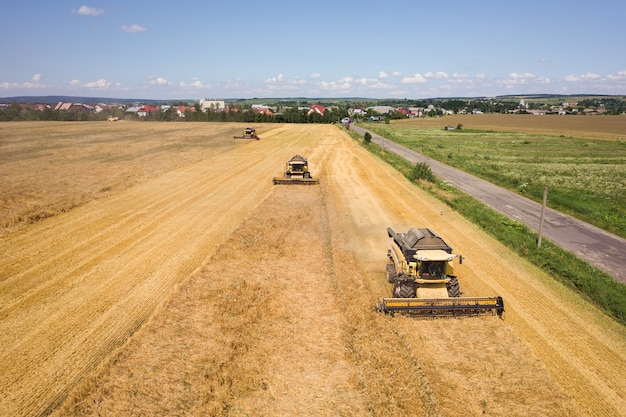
[377,296,505,317]
[377,227,504,318]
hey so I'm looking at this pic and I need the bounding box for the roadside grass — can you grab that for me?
[361,124,626,240]
[345,127,626,327]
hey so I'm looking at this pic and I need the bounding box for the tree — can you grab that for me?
[410,162,435,182]
[307,111,324,124]
[364,132,372,143]
[6,102,22,120]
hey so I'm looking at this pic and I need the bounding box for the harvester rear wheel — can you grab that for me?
[386,264,397,283]
[393,283,416,298]
[446,276,461,297]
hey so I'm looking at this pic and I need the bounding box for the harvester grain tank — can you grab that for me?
[376,227,504,317]
[273,155,319,185]
[234,127,259,140]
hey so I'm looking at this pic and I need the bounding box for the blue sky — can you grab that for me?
[2,1,625,100]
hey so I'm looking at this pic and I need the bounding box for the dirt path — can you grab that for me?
[1,124,624,416]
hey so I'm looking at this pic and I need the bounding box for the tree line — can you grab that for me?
[2,96,625,122]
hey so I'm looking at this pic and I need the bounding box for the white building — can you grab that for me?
[199,98,225,111]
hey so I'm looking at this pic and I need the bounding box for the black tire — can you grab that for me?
[446,276,461,297]
[393,283,416,298]
[304,172,311,178]
[386,264,397,283]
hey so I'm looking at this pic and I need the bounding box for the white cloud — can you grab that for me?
[84,79,111,89]
[121,24,147,33]
[606,70,626,81]
[310,73,321,79]
[564,72,601,82]
[74,6,104,16]
[379,71,389,79]
[370,82,394,89]
[1,74,45,90]
[311,75,396,93]
[353,77,370,85]
[347,76,394,89]
[264,74,306,91]
[424,71,448,79]
[147,76,172,86]
[180,77,208,89]
[497,72,550,87]
[1,81,23,89]
[222,78,247,89]
[401,74,427,84]
[510,72,535,79]
[265,74,284,83]
[559,71,626,94]
[317,80,352,91]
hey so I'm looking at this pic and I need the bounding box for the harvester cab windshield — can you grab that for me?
[421,261,445,279]
[289,160,305,173]
[415,250,456,279]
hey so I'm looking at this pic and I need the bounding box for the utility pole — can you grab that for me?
[537,186,548,248]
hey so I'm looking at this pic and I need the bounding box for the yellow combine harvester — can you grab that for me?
[273,155,319,185]
[376,227,504,317]
[234,127,259,140]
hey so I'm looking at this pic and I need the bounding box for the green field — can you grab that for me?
[361,123,626,239]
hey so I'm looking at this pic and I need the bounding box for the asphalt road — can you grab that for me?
[350,124,626,284]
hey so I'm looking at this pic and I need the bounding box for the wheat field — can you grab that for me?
[0,121,624,416]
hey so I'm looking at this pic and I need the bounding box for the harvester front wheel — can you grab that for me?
[386,264,397,283]
[446,276,461,297]
[393,283,416,298]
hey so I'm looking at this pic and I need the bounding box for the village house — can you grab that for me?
[408,107,425,117]
[253,106,274,116]
[133,105,158,117]
[307,104,325,116]
[176,106,196,118]
[368,105,395,114]
[54,102,97,112]
[348,107,367,118]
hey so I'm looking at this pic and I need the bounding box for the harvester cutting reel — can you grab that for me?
[376,296,505,318]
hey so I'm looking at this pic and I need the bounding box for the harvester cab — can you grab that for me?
[377,227,504,317]
[234,127,259,140]
[273,155,320,185]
